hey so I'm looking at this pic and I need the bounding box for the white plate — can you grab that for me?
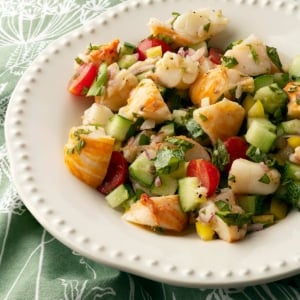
[5,0,300,288]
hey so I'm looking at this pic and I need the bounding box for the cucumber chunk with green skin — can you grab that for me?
[254,73,289,91]
[178,177,203,212]
[283,161,300,181]
[245,119,277,153]
[119,42,136,55]
[277,119,300,135]
[289,54,300,80]
[236,194,266,214]
[118,54,138,69]
[253,83,287,115]
[129,152,156,187]
[150,174,178,196]
[105,184,129,208]
[105,114,133,141]
[158,122,175,137]
[169,161,187,179]
[254,74,274,92]
[251,214,274,226]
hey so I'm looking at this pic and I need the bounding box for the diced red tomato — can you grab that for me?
[98,151,128,195]
[137,37,172,61]
[186,159,220,197]
[208,47,224,65]
[223,136,248,172]
[68,62,98,96]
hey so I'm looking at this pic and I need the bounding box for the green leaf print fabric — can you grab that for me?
[1,1,300,299]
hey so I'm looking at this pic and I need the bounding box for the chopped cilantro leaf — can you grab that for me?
[211,139,230,171]
[259,174,270,184]
[221,56,238,68]
[154,147,185,174]
[266,46,283,71]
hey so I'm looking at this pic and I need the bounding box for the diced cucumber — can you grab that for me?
[129,152,156,187]
[236,194,266,214]
[158,123,175,138]
[253,73,289,91]
[119,42,136,55]
[118,54,138,69]
[251,214,274,225]
[253,83,287,115]
[247,118,276,132]
[169,161,187,179]
[150,174,178,196]
[273,72,289,88]
[277,119,300,135]
[105,184,129,208]
[245,118,276,153]
[105,114,133,141]
[178,177,203,212]
[270,198,288,220]
[254,74,274,92]
[136,132,151,145]
[283,161,300,181]
[289,54,300,80]
[172,109,188,125]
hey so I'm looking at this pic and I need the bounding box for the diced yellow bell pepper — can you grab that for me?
[247,99,265,118]
[287,136,300,149]
[195,221,215,241]
[270,198,288,220]
[146,46,162,59]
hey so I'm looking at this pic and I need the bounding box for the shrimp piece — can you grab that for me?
[119,78,172,124]
[95,63,138,112]
[88,39,120,67]
[212,215,247,243]
[193,98,245,144]
[122,193,188,232]
[198,200,247,243]
[223,34,280,76]
[284,82,300,119]
[189,65,254,106]
[148,9,228,47]
[155,52,200,89]
[82,103,114,126]
[64,125,115,188]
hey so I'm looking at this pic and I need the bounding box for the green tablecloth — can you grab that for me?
[1,0,300,299]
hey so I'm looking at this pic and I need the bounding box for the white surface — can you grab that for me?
[5,0,300,288]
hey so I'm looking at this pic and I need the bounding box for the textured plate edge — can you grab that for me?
[4,0,300,288]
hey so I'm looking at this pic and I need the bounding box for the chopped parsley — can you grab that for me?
[221,56,238,68]
[211,139,230,171]
[259,174,271,184]
[266,46,283,71]
[67,128,91,154]
[154,147,185,174]
[203,22,211,32]
[247,44,259,63]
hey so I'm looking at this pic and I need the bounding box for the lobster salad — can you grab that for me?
[64,8,300,242]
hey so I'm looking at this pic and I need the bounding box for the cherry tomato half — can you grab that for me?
[68,62,98,96]
[223,136,248,172]
[208,47,224,65]
[98,151,128,195]
[186,159,220,197]
[137,37,172,61]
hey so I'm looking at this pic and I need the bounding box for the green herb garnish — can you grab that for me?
[221,56,238,68]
